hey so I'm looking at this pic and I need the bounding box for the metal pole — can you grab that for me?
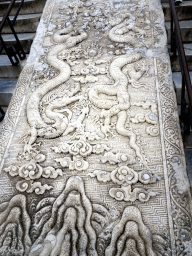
[0,0,16,33]
[11,0,25,26]
[0,0,26,65]
[168,0,192,114]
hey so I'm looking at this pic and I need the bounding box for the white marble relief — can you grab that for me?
[0,0,191,255]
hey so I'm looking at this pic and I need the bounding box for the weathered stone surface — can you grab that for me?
[0,0,192,255]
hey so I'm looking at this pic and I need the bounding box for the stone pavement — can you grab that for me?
[0,0,192,255]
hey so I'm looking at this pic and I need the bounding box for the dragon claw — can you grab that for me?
[23,144,38,155]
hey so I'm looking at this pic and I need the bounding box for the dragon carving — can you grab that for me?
[25,24,87,153]
[87,15,148,166]
[24,18,147,166]
[89,53,146,165]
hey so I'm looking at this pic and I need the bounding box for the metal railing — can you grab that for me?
[0,0,26,66]
[169,0,192,136]
[0,0,26,123]
[0,107,5,122]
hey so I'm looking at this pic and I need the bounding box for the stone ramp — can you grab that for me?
[0,0,192,255]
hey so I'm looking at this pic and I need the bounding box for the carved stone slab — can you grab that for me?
[0,0,192,255]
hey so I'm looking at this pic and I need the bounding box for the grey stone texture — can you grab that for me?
[0,0,191,255]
